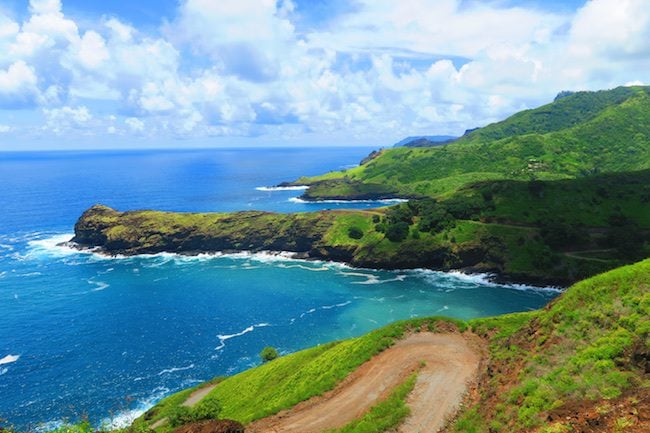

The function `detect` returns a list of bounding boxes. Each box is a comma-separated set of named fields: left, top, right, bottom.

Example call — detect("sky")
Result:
left=0, top=0, right=648, bottom=150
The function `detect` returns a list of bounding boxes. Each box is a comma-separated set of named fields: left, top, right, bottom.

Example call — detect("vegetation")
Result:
left=74, top=87, right=650, bottom=286
left=132, top=259, right=648, bottom=433
left=326, top=374, right=417, bottom=433
left=296, top=86, right=650, bottom=199
left=259, top=346, right=279, bottom=362
left=136, top=317, right=465, bottom=431
left=75, top=166, right=650, bottom=285
left=456, top=259, right=650, bottom=432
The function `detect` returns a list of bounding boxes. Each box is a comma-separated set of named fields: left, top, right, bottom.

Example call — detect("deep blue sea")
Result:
left=0, top=148, right=559, bottom=430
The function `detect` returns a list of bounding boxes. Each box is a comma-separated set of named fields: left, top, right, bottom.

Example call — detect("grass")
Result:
left=76, top=167, right=650, bottom=285
left=137, top=317, right=465, bottom=432
left=326, top=374, right=417, bottom=433
left=456, top=258, right=650, bottom=432
left=298, top=86, right=650, bottom=199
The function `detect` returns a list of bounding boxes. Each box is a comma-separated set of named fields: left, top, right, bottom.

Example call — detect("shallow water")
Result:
left=0, top=148, right=559, bottom=429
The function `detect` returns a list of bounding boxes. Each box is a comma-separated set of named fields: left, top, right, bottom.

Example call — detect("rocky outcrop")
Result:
left=71, top=205, right=569, bottom=286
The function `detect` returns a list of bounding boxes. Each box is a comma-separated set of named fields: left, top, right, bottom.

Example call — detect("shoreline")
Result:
left=62, top=240, right=564, bottom=291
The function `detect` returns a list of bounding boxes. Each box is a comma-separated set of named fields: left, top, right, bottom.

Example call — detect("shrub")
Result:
left=260, top=346, right=279, bottom=362
left=168, top=406, right=194, bottom=427
left=385, top=222, right=410, bottom=242
left=385, top=205, right=414, bottom=225
left=347, top=226, right=364, bottom=239
left=193, top=398, right=222, bottom=421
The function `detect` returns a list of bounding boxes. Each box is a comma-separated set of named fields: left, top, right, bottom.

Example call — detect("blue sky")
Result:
left=0, top=0, right=648, bottom=150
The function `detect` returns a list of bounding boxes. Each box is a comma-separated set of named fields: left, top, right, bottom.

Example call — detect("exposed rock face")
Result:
left=70, top=205, right=568, bottom=286
left=72, top=205, right=336, bottom=256
left=360, top=149, right=383, bottom=165
left=171, top=419, right=245, bottom=433
left=72, top=204, right=120, bottom=246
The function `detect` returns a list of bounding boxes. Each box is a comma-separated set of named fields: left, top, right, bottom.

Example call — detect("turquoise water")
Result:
left=0, top=148, right=559, bottom=429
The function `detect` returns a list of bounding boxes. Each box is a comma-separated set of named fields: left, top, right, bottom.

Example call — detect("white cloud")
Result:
left=43, top=105, right=92, bottom=133
left=29, top=0, right=63, bottom=15
left=77, top=30, right=109, bottom=69
left=125, top=117, right=144, bottom=132
left=0, top=124, right=11, bottom=133
left=0, top=61, right=39, bottom=107
left=0, top=0, right=649, bottom=146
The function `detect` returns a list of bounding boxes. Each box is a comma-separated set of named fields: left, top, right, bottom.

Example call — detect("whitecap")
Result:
left=351, top=275, right=407, bottom=285
left=158, top=364, right=195, bottom=375
left=321, top=301, right=352, bottom=309
left=100, top=386, right=170, bottom=430
left=25, top=234, right=77, bottom=259
left=0, top=367, right=7, bottom=375
left=256, top=185, right=309, bottom=191
left=289, top=197, right=408, bottom=204
left=407, top=268, right=563, bottom=294
left=17, top=272, right=42, bottom=277
left=0, top=354, right=20, bottom=365
left=35, top=420, right=64, bottom=433
left=215, top=323, right=272, bottom=350
left=299, top=308, right=317, bottom=318
left=87, top=279, right=110, bottom=292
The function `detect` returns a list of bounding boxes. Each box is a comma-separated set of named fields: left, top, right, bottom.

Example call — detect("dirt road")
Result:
left=247, top=333, right=483, bottom=433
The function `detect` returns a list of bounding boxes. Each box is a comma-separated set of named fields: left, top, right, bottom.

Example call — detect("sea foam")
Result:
left=215, top=323, right=272, bottom=351
left=158, top=364, right=195, bottom=375
left=100, top=386, right=170, bottom=430
left=289, top=197, right=408, bottom=204
left=255, top=185, right=309, bottom=191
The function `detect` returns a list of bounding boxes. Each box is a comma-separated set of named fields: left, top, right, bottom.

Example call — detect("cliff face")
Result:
left=71, top=205, right=574, bottom=286
left=72, top=205, right=339, bottom=256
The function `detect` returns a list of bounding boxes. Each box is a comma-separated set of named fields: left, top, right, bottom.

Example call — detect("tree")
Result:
left=348, top=226, right=364, bottom=239
left=385, top=221, right=410, bottom=242
left=260, top=346, right=279, bottom=362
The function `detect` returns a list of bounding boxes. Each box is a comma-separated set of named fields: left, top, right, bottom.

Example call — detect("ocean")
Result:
left=0, top=148, right=559, bottom=429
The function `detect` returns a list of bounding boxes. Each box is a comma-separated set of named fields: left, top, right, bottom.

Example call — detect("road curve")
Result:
left=246, top=333, right=483, bottom=433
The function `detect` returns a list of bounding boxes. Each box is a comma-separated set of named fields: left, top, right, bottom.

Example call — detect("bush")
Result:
left=347, top=226, right=364, bottom=239
left=260, top=346, right=279, bottom=362
left=168, top=406, right=194, bottom=427
left=385, top=222, right=410, bottom=242
left=193, top=398, right=222, bottom=421
left=385, top=205, right=414, bottom=225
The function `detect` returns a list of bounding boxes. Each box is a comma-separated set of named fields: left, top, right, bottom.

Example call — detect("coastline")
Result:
left=63, top=240, right=564, bottom=291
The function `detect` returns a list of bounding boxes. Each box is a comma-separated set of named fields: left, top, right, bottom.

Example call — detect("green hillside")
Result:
left=131, top=317, right=464, bottom=432
left=460, top=258, right=649, bottom=433
left=75, top=168, right=650, bottom=286
left=296, top=86, right=650, bottom=199
left=120, top=260, right=648, bottom=433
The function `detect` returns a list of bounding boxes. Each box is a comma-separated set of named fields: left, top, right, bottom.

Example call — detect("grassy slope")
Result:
left=297, top=86, right=650, bottom=199
left=76, top=166, right=650, bottom=285
left=134, top=318, right=465, bottom=432
left=130, top=260, right=648, bottom=433
left=458, top=259, right=650, bottom=432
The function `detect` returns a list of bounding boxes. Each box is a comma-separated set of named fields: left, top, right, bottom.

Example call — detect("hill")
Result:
left=115, top=259, right=648, bottom=433
left=294, top=86, right=650, bottom=200
left=73, top=168, right=650, bottom=286
left=392, top=135, right=457, bottom=147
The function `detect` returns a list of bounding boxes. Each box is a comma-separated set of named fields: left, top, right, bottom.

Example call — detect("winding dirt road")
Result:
left=246, top=333, right=483, bottom=433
